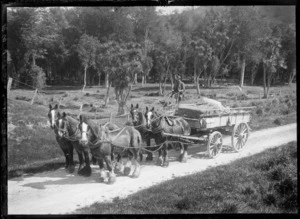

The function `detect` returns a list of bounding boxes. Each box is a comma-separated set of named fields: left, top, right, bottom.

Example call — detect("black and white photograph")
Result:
left=4, top=1, right=297, bottom=215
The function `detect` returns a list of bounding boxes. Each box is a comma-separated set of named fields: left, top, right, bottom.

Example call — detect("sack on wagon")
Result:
left=175, top=97, right=231, bottom=118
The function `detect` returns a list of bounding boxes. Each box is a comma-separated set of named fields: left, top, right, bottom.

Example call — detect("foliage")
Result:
left=7, top=6, right=295, bottom=95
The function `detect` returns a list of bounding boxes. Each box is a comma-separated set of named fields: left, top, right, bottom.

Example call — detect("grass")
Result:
left=74, top=141, right=297, bottom=214
left=7, top=83, right=296, bottom=177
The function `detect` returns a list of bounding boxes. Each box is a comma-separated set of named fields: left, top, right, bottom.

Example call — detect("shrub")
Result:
left=273, top=118, right=282, bottom=126
left=15, top=96, right=31, bottom=101
left=218, top=202, right=238, bottom=213
left=175, top=197, right=195, bottom=211
left=29, top=65, right=46, bottom=89
left=85, top=92, right=90, bottom=96
left=256, top=108, right=264, bottom=116
left=279, top=193, right=298, bottom=211
left=73, top=96, right=79, bottom=101
left=268, top=166, right=285, bottom=181
left=240, top=184, right=256, bottom=195
left=274, top=177, right=296, bottom=197
left=263, top=193, right=277, bottom=206
left=62, top=92, right=68, bottom=97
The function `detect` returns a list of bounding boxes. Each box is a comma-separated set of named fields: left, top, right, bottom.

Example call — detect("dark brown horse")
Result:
left=145, top=107, right=191, bottom=167
left=48, top=104, right=88, bottom=175
left=56, top=112, right=92, bottom=176
left=78, top=114, right=142, bottom=184
left=130, top=104, right=155, bottom=161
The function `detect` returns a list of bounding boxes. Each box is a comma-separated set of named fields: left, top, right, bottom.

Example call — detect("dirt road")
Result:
left=8, top=123, right=297, bottom=215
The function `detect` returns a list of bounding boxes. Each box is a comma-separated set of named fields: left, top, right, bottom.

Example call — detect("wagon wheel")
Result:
left=231, top=122, right=250, bottom=152
left=207, top=131, right=223, bottom=158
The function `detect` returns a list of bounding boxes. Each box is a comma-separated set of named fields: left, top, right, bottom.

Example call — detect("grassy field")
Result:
left=74, top=141, right=297, bottom=214
left=7, top=83, right=297, bottom=177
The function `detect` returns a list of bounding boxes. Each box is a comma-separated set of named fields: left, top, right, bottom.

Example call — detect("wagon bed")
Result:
left=162, top=103, right=255, bottom=158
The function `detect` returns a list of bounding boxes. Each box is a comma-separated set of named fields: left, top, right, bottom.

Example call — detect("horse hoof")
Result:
left=68, top=165, right=75, bottom=173
left=114, top=163, right=124, bottom=174
left=132, top=168, right=140, bottom=178
left=99, top=171, right=107, bottom=182
left=156, top=158, right=163, bottom=166
left=181, top=156, right=187, bottom=163
left=163, top=161, right=169, bottom=168
left=146, top=156, right=153, bottom=161
left=124, top=167, right=131, bottom=176
left=178, top=154, right=183, bottom=162
left=79, top=166, right=92, bottom=177
left=108, top=174, right=116, bottom=184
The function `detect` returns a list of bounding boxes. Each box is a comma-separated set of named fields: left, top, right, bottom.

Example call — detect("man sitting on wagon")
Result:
left=171, top=74, right=185, bottom=103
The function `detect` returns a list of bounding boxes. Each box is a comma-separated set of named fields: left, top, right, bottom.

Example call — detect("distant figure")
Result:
left=171, top=74, right=185, bottom=103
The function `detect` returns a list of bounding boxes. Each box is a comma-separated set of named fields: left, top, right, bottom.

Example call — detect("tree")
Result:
left=109, top=42, right=143, bottom=114
left=77, top=34, right=99, bottom=91
left=259, top=35, right=286, bottom=98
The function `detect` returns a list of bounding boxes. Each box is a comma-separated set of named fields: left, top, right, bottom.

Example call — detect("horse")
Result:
left=130, top=104, right=155, bottom=161
left=56, top=112, right=92, bottom=176
left=145, top=106, right=191, bottom=167
left=78, top=114, right=142, bottom=184
left=48, top=104, right=87, bottom=174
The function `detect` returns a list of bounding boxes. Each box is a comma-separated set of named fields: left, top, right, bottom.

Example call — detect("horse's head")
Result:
left=56, top=112, right=70, bottom=138
left=78, top=114, right=91, bottom=146
left=145, top=106, right=157, bottom=129
left=48, top=104, right=59, bottom=129
left=130, top=103, right=139, bottom=125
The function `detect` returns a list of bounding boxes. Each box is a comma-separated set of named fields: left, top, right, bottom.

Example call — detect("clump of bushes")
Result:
left=274, top=118, right=282, bottom=126
left=15, top=96, right=31, bottom=102
left=256, top=107, right=264, bottom=116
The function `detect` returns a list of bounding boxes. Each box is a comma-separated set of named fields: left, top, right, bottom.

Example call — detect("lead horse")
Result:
left=78, top=114, right=142, bottom=184
left=48, top=104, right=90, bottom=175
left=130, top=104, right=155, bottom=161
left=145, top=106, right=191, bottom=167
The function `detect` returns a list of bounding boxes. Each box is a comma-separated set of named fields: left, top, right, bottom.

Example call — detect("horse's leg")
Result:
left=145, top=138, right=153, bottom=161
left=57, top=138, right=69, bottom=169
left=156, top=148, right=164, bottom=166
left=178, top=142, right=184, bottom=162
left=114, top=154, right=124, bottom=174
left=181, top=143, right=188, bottom=163
left=74, top=143, right=84, bottom=175
left=67, top=142, right=75, bottom=173
left=78, top=146, right=92, bottom=177
left=132, top=149, right=141, bottom=178
left=98, top=158, right=107, bottom=183
left=162, top=146, right=169, bottom=167
left=104, top=155, right=116, bottom=184
left=123, top=150, right=132, bottom=176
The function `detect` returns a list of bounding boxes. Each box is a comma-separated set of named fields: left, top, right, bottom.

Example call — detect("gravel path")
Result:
left=8, top=123, right=297, bottom=215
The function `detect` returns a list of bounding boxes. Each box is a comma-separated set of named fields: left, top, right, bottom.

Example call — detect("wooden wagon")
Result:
left=163, top=103, right=255, bottom=158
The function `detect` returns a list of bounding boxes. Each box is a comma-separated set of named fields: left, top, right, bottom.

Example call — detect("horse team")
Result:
left=48, top=103, right=191, bottom=184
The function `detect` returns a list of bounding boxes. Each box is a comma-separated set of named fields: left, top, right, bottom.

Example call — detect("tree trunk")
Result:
left=170, top=73, right=174, bottom=88
left=141, top=75, right=145, bottom=86
left=104, top=81, right=111, bottom=106
left=262, top=63, right=267, bottom=98
left=117, top=101, right=126, bottom=115
left=196, top=76, right=200, bottom=95
left=193, top=57, right=197, bottom=84
left=250, top=64, right=258, bottom=86
left=105, top=72, right=109, bottom=88
left=240, top=56, right=246, bottom=87
left=82, top=65, right=87, bottom=92
left=159, top=80, right=163, bottom=96
left=98, top=73, right=101, bottom=86
left=289, top=68, right=296, bottom=85
left=134, top=73, right=137, bottom=85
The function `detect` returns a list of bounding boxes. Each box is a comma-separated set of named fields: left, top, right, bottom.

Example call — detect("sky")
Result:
left=156, top=6, right=194, bottom=15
